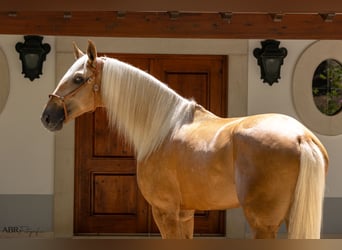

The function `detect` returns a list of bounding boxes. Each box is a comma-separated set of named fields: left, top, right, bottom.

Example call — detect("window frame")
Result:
left=292, top=40, right=342, bottom=136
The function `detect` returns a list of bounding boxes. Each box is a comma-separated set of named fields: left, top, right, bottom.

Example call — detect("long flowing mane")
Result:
left=101, top=57, right=196, bottom=161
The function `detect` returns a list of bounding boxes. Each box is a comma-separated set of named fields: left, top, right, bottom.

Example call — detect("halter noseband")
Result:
left=48, top=58, right=104, bottom=123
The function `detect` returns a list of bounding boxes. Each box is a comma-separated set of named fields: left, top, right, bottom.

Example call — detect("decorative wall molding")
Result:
left=292, top=40, right=342, bottom=135
left=0, top=48, right=9, bottom=115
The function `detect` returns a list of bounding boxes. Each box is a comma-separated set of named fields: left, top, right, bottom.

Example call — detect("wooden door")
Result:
left=74, top=54, right=227, bottom=236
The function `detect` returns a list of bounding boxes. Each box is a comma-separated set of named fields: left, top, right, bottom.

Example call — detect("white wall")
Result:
left=0, top=35, right=55, bottom=195
left=248, top=39, right=342, bottom=198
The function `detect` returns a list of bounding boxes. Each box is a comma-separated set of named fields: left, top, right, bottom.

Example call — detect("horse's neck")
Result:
left=102, top=58, right=195, bottom=161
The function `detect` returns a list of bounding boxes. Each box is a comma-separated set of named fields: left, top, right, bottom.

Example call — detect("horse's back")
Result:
left=232, top=113, right=327, bottom=170
left=234, top=113, right=308, bottom=143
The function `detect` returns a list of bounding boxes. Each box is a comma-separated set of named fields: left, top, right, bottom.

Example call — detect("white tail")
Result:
left=288, top=140, right=326, bottom=239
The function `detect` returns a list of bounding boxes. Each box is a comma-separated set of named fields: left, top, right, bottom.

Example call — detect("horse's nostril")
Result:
left=42, top=114, right=50, bottom=125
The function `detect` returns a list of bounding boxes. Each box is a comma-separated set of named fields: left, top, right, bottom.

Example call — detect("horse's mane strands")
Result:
left=101, top=58, right=195, bottom=161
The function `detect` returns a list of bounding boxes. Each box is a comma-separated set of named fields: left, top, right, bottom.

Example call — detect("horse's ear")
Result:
left=87, top=40, right=97, bottom=67
left=73, top=42, right=84, bottom=59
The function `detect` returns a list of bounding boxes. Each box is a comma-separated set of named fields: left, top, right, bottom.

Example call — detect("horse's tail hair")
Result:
left=288, top=139, right=326, bottom=239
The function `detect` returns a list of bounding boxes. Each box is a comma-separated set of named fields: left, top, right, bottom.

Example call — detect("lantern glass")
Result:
left=24, top=53, right=40, bottom=70
left=262, top=56, right=282, bottom=83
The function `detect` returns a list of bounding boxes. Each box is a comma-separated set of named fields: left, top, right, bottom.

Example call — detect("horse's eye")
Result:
left=73, top=75, right=85, bottom=84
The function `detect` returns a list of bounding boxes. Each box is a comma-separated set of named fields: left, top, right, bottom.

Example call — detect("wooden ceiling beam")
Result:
left=1, top=11, right=342, bottom=39
left=1, top=0, right=342, bottom=13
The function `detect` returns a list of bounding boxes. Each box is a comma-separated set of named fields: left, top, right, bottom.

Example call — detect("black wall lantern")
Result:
left=253, top=39, right=287, bottom=86
left=16, top=35, right=51, bottom=81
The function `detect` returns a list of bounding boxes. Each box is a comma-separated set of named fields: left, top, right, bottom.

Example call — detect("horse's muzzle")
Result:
left=41, top=102, right=65, bottom=131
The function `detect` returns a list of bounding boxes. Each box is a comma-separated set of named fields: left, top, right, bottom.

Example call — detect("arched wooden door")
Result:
left=74, top=54, right=227, bottom=236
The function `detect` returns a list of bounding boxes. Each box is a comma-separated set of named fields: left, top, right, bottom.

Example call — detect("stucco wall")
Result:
left=0, top=35, right=55, bottom=235
left=0, top=35, right=55, bottom=194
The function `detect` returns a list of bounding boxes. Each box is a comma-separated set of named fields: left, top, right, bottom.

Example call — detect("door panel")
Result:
left=93, top=174, right=138, bottom=215
left=75, top=54, right=227, bottom=236
left=93, top=108, right=134, bottom=157
left=166, top=73, right=209, bottom=106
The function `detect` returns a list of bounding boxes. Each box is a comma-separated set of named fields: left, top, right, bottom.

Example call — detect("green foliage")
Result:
left=313, top=59, right=342, bottom=116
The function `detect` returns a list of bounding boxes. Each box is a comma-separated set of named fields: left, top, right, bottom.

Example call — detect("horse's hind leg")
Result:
left=243, top=207, right=281, bottom=239
left=252, top=227, right=278, bottom=239
left=152, top=206, right=194, bottom=239
left=233, top=131, right=299, bottom=239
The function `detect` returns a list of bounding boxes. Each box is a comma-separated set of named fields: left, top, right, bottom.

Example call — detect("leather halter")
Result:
left=48, top=58, right=104, bottom=123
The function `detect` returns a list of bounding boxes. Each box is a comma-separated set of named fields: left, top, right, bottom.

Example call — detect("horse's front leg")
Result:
left=152, top=206, right=195, bottom=239
left=179, top=210, right=195, bottom=239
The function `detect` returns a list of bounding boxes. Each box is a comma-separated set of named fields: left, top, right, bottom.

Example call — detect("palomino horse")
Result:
left=41, top=41, right=328, bottom=239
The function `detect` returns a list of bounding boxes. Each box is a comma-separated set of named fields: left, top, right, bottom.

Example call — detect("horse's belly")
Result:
left=181, top=186, right=240, bottom=211
left=178, top=164, right=240, bottom=210
left=137, top=133, right=239, bottom=211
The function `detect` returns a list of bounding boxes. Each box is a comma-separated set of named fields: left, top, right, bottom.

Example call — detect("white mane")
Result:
left=101, top=58, right=196, bottom=161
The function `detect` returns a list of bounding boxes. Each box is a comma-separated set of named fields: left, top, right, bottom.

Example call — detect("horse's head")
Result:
left=41, top=41, right=103, bottom=131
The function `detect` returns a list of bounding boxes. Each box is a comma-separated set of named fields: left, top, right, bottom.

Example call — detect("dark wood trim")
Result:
left=1, top=11, right=342, bottom=39
left=1, top=0, right=342, bottom=13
